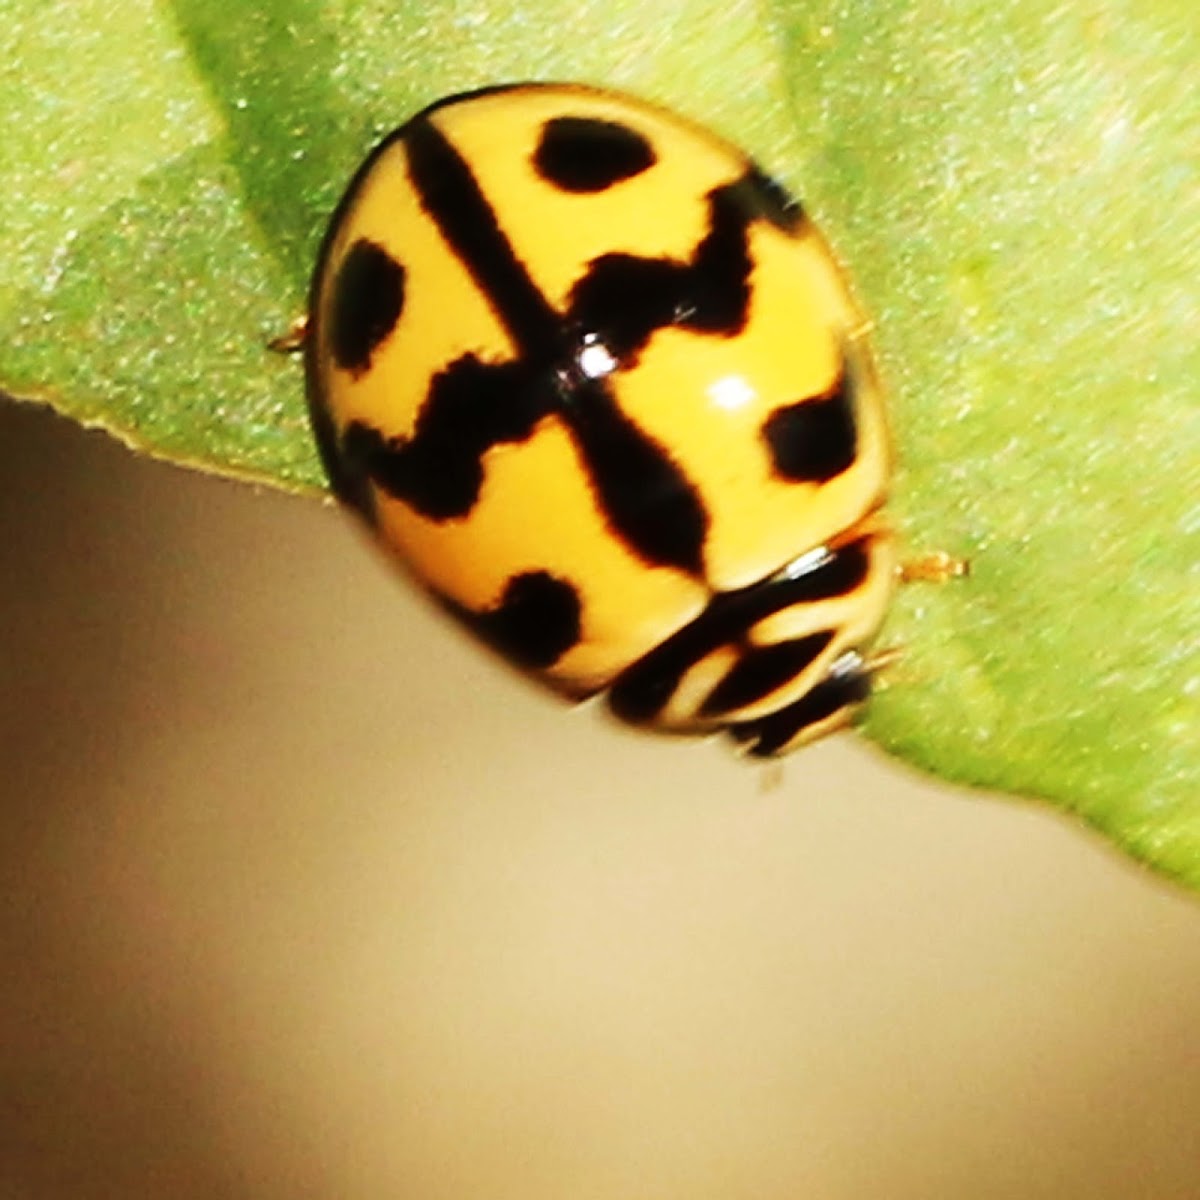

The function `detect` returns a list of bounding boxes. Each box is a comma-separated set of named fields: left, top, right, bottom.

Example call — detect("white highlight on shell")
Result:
left=707, top=373, right=757, bottom=412
left=577, top=338, right=617, bottom=379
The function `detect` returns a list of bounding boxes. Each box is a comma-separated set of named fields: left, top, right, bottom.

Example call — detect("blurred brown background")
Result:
left=1, top=398, right=1198, bottom=1199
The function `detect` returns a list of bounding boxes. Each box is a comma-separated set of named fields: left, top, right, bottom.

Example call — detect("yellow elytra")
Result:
left=305, top=83, right=894, bottom=755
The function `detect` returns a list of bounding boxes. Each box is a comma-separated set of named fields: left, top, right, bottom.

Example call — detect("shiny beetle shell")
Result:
left=306, top=83, right=894, bottom=755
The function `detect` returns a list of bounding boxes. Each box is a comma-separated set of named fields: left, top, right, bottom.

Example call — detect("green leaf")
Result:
left=2, top=1, right=1197, bottom=886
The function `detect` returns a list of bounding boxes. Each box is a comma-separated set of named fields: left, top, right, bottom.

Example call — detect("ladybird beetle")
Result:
left=305, top=83, right=894, bottom=756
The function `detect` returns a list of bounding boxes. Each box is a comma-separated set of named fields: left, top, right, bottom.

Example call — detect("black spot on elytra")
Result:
left=330, top=239, right=406, bottom=376
left=609, top=537, right=870, bottom=724
left=698, top=634, right=832, bottom=718
left=762, top=363, right=858, bottom=483
left=729, top=662, right=871, bottom=757
left=454, top=571, right=583, bottom=671
left=534, top=116, right=657, bottom=192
